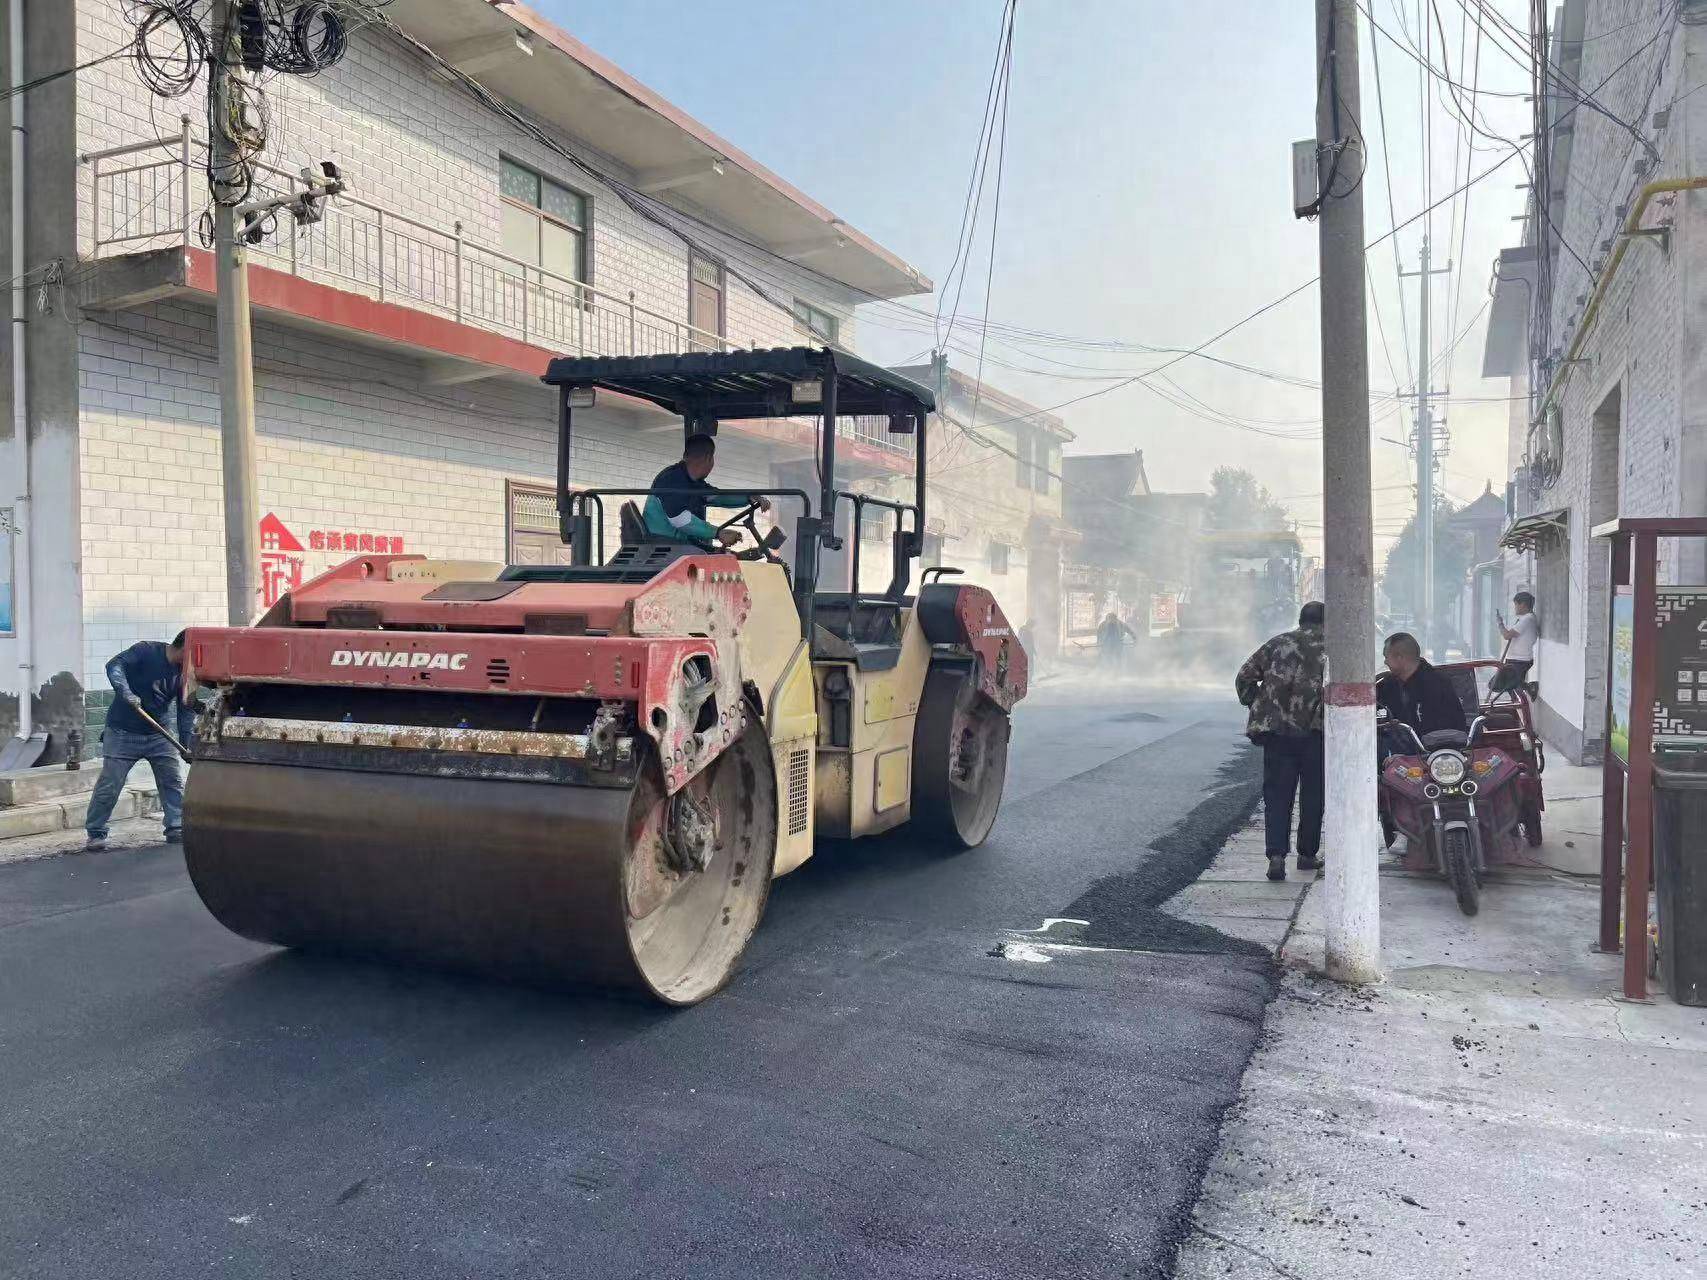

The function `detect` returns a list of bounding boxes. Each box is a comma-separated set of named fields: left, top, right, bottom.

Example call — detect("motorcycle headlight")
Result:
left=1428, top=751, right=1467, bottom=785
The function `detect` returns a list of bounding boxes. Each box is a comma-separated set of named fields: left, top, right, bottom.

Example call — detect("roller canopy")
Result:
left=541, top=346, right=936, bottom=420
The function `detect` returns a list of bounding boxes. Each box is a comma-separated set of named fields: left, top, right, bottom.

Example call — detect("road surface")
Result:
left=0, top=678, right=1273, bottom=1280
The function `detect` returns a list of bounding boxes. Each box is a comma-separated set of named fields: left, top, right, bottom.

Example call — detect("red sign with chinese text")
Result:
left=257, top=513, right=408, bottom=609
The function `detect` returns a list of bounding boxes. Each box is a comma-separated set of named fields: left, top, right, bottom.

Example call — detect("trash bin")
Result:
left=1651, top=743, right=1707, bottom=1006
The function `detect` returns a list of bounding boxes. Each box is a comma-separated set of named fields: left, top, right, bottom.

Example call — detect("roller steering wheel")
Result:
left=713, top=502, right=783, bottom=564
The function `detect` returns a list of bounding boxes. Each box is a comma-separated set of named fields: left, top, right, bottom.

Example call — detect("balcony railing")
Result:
left=82, top=124, right=912, bottom=460
left=83, top=122, right=733, bottom=359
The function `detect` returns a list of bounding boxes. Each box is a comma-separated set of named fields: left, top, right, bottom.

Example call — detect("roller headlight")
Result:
left=1428, top=751, right=1467, bottom=785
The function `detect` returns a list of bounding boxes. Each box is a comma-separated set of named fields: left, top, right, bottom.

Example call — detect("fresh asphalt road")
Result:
left=0, top=677, right=1273, bottom=1280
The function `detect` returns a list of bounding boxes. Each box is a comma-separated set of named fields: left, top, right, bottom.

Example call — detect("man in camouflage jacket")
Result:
left=1235, top=601, right=1326, bottom=881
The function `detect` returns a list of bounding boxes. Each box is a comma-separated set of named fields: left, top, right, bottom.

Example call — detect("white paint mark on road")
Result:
left=992, top=941, right=1054, bottom=963
left=1027, top=917, right=1090, bottom=933
left=228, top=1215, right=253, bottom=1226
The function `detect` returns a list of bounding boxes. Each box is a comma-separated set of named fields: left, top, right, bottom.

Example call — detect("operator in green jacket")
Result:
left=644, top=434, right=769, bottom=546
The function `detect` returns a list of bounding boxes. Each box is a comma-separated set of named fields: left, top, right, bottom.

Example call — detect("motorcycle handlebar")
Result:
left=1386, top=723, right=1426, bottom=755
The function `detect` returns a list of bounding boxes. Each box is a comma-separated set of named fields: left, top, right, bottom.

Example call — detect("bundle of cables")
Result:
left=123, top=1, right=205, bottom=97
left=122, top=1, right=400, bottom=91
left=121, top=2, right=396, bottom=206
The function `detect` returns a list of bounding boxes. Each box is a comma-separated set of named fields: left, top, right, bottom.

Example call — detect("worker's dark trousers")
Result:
left=1261, top=731, right=1324, bottom=860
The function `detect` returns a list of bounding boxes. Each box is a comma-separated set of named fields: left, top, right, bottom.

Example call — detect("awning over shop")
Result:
left=1499, top=508, right=1568, bottom=552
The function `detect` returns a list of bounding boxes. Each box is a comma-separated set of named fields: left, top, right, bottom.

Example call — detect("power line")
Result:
left=1457, top=0, right=1662, bottom=160
left=960, top=138, right=1530, bottom=435
left=961, top=1, right=1018, bottom=449
left=936, top=0, right=1016, bottom=354
left=1389, top=0, right=1602, bottom=290
left=1367, top=16, right=1414, bottom=386
left=0, top=42, right=136, bottom=102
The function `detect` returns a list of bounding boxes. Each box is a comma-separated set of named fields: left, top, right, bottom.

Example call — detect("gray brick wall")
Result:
left=1525, top=1, right=1701, bottom=753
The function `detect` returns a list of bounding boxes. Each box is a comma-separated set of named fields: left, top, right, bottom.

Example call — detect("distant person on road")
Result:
left=1377, top=632, right=1468, bottom=739
left=1017, top=621, right=1039, bottom=677
left=1491, top=591, right=1540, bottom=695
left=1097, top=612, right=1137, bottom=673
left=84, top=631, right=196, bottom=853
left=1236, top=601, right=1326, bottom=882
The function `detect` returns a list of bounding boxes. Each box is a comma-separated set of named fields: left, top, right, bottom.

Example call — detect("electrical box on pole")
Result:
left=1292, top=139, right=1321, bottom=219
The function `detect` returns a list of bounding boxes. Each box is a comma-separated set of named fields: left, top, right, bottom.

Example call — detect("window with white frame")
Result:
left=499, top=158, right=589, bottom=284
left=793, top=299, right=838, bottom=345
left=989, top=541, right=1010, bottom=575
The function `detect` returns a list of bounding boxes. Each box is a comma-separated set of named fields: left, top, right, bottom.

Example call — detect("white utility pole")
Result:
left=209, top=0, right=260, bottom=625
left=1314, top=0, right=1381, bottom=983
left=1401, top=237, right=1451, bottom=656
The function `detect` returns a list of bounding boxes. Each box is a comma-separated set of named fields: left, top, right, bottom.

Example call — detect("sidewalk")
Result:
left=1168, top=792, right=1707, bottom=1279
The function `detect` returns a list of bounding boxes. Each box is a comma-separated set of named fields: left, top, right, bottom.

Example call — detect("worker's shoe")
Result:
left=82, top=836, right=107, bottom=854
left=1266, top=856, right=1287, bottom=882
left=163, top=828, right=183, bottom=845
left=1297, top=854, right=1323, bottom=873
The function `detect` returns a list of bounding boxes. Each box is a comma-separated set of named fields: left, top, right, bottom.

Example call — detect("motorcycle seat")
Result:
left=1422, top=729, right=1469, bottom=751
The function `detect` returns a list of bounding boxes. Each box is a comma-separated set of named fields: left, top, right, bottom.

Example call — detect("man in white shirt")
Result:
left=1493, top=591, right=1540, bottom=693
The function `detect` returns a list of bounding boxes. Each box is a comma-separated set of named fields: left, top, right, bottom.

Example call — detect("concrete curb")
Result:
left=0, top=785, right=161, bottom=841
left=1161, top=814, right=1319, bottom=957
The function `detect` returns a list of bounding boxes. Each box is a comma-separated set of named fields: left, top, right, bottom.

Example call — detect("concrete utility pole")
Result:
left=1401, top=237, right=1451, bottom=656
left=1415, top=239, right=1434, bottom=656
left=209, top=0, right=260, bottom=625
left=1315, top=0, right=1381, bottom=983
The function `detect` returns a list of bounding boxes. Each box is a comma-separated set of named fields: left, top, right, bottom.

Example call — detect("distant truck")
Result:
left=1169, top=528, right=1304, bottom=667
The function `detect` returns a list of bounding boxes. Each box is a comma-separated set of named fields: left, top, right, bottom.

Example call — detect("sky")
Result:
left=538, top=0, right=1537, bottom=558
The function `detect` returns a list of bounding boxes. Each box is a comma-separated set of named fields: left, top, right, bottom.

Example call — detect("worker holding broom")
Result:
left=83, top=630, right=195, bottom=853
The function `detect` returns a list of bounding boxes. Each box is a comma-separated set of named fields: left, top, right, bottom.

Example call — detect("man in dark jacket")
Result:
left=644, top=433, right=767, bottom=546
left=1236, top=601, right=1326, bottom=881
left=1097, top=612, right=1137, bottom=672
left=84, top=631, right=196, bottom=852
left=1378, top=632, right=1469, bottom=738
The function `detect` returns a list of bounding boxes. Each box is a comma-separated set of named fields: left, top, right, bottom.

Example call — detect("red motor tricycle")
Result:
left=1377, top=661, right=1547, bottom=916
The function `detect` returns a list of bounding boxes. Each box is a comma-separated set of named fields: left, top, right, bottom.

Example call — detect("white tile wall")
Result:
left=75, top=304, right=775, bottom=684
left=74, top=1, right=864, bottom=348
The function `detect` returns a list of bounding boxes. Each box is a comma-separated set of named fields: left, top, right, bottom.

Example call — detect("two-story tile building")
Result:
left=1, top=0, right=930, bottom=757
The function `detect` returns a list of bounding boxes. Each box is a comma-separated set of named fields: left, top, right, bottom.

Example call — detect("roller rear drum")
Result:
left=912, top=664, right=1011, bottom=849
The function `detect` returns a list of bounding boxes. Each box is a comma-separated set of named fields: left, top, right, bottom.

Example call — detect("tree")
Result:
left=1206, top=467, right=1289, bottom=530
left=1381, top=498, right=1475, bottom=642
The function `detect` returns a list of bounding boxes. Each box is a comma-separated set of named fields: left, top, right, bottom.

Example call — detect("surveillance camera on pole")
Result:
left=234, top=161, right=346, bottom=243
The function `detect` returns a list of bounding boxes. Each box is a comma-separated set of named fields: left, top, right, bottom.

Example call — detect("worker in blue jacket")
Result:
left=84, top=631, right=196, bottom=853
left=644, top=434, right=768, bottom=546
